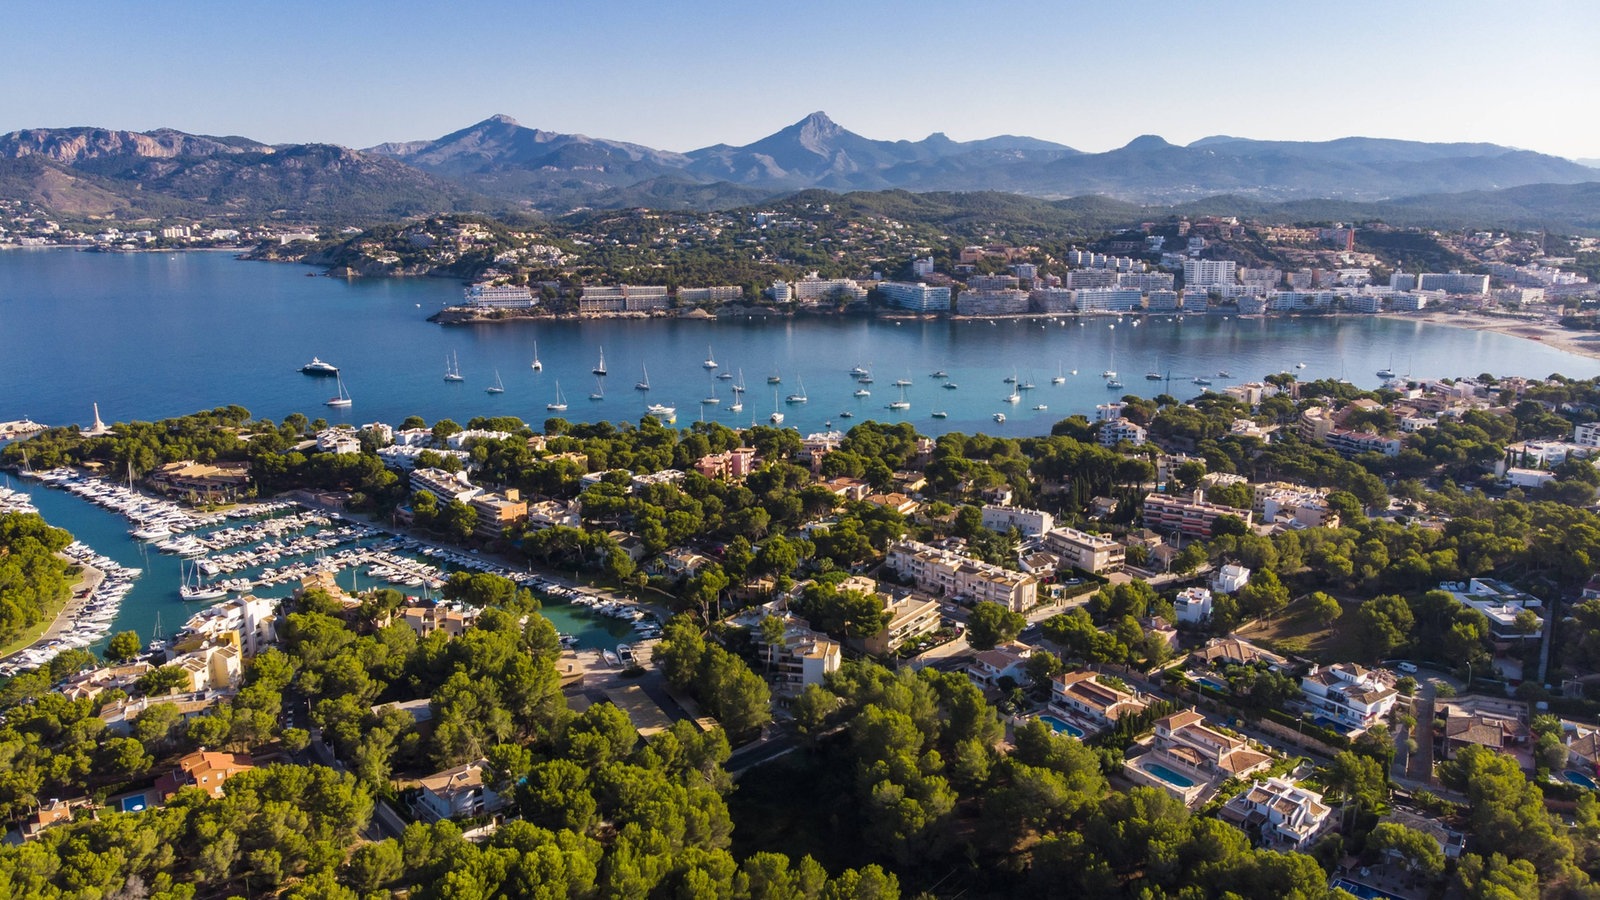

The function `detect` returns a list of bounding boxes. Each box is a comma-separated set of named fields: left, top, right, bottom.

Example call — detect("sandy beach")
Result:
left=1380, top=310, right=1600, bottom=363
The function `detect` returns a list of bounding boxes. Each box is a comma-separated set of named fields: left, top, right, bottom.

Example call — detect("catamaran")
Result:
left=486, top=370, right=505, bottom=394
left=444, top=351, right=464, bottom=382
left=546, top=381, right=568, bottom=412
left=593, top=347, right=607, bottom=377
left=530, top=341, right=542, bottom=371
left=325, top=373, right=352, bottom=408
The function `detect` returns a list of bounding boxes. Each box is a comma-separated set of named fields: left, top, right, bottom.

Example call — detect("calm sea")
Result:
left=3, top=248, right=1598, bottom=649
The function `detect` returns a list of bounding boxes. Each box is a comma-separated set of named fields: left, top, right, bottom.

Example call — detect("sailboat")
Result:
left=444, top=351, right=464, bottom=382
left=785, top=376, right=808, bottom=404
left=531, top=341, right=542, bottom=371
left=732, top=369, right=746, bottom=394
left=636, top=364, right=651, bottom=391
left=888, top=384, right=910, bottom=411
left=1003, top=373, right=1021, bottom=404
left=701, top=381, right=720, bottom=405
left=769, top=389, right=785, bottom=425
left=546, top=381, right=568, bottom=412
left=1052, top=361, right=1066, bottom=385
left=1377, top=353, right=1396, bottom=379
left=767, top=369, right=782, bottom=384
left=325, top=373, right=352, bottom=408
left=729, top=394, right=744, bottom=413
left=486, top=370, right=505, bottom=394
left=703, top=346, right=719, bottom=370
left=593, top=346, right=607, bottom=377
left=180, top=560, right=226, bottom=601
left=590, top=377, right=605, bottom=401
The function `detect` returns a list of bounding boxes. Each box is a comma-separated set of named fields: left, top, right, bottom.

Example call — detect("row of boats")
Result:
left=0, top=541, right=142, bottom=677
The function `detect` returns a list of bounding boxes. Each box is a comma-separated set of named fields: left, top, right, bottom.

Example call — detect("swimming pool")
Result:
left=1197, top=676, right=1228, bottom=693
left=1567, top=770, right=1599, bottom=790
left=1036, top=714, right=1085, bottom=739
left=1332, top=879, right=1405, bottom=900
left=1140, top=761, right=1198, bottom=788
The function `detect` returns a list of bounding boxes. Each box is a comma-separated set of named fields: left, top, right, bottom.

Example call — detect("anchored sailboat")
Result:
left=486, top=370, right=505, bottom=394
left=530, top=341, right=542, bottom=371
left=593, top=346, right=608, bottom=377
left=325, top=373, right=352, bottom=408
left=444, top=351, right=464, bottom=382
left=546, top=381, right=568, bottom=412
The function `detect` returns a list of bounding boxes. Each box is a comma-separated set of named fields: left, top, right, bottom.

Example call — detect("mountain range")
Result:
left=2, top=112, right=1597, bottom=226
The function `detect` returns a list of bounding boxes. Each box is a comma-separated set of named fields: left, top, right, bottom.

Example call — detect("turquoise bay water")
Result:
left=3, top=248, right=1597, bottom=437
left=4, top=248, right=1600, bottom=648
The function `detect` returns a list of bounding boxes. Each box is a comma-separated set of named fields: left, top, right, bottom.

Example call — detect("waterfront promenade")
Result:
left=0, top=559, right=104, bottom=665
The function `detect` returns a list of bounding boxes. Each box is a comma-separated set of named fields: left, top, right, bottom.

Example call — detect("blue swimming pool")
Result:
left=1037, top=714, right=1085, bottom=739
left=1567, top=770, right=1599, bottom=790
left=1332, top=879, right=1405, bottom=900
left=119, top=794, right=147, bottom=813
left=1140, top=761, right=1198, bottom=788
left=1198, top=676, right=1228, bottom=693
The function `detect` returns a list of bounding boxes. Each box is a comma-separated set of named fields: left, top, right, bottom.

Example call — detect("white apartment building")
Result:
left=878, top=281, right=951, bottom=312
left=410, top=468, right=482, bottom=504
left=1099, top=418, right=1148, bottom=447
left=1183, top=259, right=1237, bottom=288
left=1418, top=272, right=1490, bottom=295
left=885, top=540, right=1037, bottom=611
left=1042, top=527, right=1125, bottom=574
left=1074, top=288, right=1144, bottom=312
left=676, top=285, right=743, bottom=304
left=980, top=504, right=1055, bottom=536
left=463, top=284, right=536, bottom=309
left=956, top=288, right=1030, bottom=316
left=793, top=273, right=868, bottom=304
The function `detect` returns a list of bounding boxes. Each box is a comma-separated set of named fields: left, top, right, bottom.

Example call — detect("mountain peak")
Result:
left=1123, top=134, right=1175, bottom=151
left=481, top=114, right=520, bottom=128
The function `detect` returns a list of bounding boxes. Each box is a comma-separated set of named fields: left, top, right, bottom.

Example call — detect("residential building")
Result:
left=1300, top=663, right=1398, bottom=730
left=968, top=642, right=1035, bottom=690
left=675, top=285, right=743, bottom=304
left=1051, top=671, right=1150, bottom=731
left=411, top=467, right=482, bottom=504
left=878, top=281, right=951, bottom=313
left=1220, top=778, right=1333, bottom=850
left=1126, top=709, right=1272, bottom=806
left=469, top=489, right=528, bottom=538
left=1576, top=421, right=1600, bottom=448
left=1183, top=259, right=1237, bottom=288
left=1042, top=526, right=1125, bottom=574
left=401, top=603, right=478, bottom=639
left=885, top=539, right=1038, bottom=611
left=1174, top=586, right=1213, bottom=624
left=1073, top=287, right=1144, bottom=312
left=1099, top=418, right=1148, bottom=447
left=147, top=460, right=252, bottom=501
left=1253, top=482, right=1338, bottom=528
left=14, top=799, right=75, bottom=842
left=981, top=504, right=1055, bottom=537
left=911, top=256, right=936, bottom=277
left=1191, top=637, right=1287, bottom=670
left=1443, top=712, right=1527, bottom=759
left=1212, top=564, right=1251, bottom=594
left=1418, top=272, right=1490, bottom=295
left=579, top=284, right=670, bottom=314
left=793, top=272, right=867, bottom=304
left=1440, top=578, right=1544, bottom=642
left=694, top=447, right=757, bottom=481
left=316, top=427, right=361, bottom=454
left=414, top=760, right=504, bottom=823
left=153, top=751, right=255, bottom=802
left=463, top=283, right=536, bottom=309
left=175, top=594, right=281, bottom=658
left=1142, top=491, right=1253, bottom=538
left=1095, top=402, right=1126, bottom=422
left=862, top=591, right=943, bottom=656
left=956, top=288, right=1030, bottom=315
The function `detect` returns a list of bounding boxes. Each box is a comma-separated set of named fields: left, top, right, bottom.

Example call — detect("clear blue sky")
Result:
left=9, top=0, right=1600, bottom=158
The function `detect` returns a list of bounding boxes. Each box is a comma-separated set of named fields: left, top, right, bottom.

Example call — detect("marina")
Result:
left=1, top=468, right=662, bottom=666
